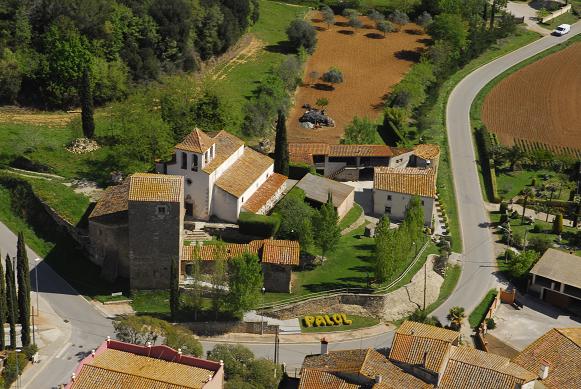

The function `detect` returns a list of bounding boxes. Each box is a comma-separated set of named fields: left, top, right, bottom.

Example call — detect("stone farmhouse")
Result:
left=181, top=240, right=300, bottom=293
left=373, top=167, right=437, bottom=227
left=296, top=321, right=579, bottom=389
left=156, top=128, right=288, bottom=223
left=288, top=143, right=440, bottom=181
left=66, top=338, right=224, bottom=389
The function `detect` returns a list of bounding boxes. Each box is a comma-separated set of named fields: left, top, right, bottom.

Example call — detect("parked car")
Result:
left=553, top=24, right=571, bottom=36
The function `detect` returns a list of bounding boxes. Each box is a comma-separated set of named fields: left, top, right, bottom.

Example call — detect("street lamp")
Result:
left=260, top=287, right=266, bottom=335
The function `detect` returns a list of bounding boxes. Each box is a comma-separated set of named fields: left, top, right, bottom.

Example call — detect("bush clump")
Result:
left=238, top=212, right=281, bottom=238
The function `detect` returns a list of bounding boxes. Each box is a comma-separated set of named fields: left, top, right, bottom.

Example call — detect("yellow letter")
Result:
left=332, top=313, right=343, bottom=325
left=304, top=316, right=315, bottom=327
left=324, top=315, right=334, bottom=326
left=341, top=313, right=352, bottom=325
left=315, top=316, right=326, bottom=327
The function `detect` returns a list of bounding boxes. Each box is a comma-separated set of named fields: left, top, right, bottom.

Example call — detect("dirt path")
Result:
left=208, top=35, right=265, bottom=81
left=0, top=106, right=78, bottom=128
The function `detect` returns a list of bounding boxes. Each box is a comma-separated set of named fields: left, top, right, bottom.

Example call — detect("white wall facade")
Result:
left=373, top=189, right=434, bottom=227
left=388, top=151, right=413, bottom=168
left=212, top=186, right=240, bottom=223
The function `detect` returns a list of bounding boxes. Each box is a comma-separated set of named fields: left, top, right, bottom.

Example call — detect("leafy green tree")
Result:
left=321, top=6, right=335, bottom=29
left=506, top=145, right=526, bottom=171
left=79, top=68, right=95, bottom=139
left=368, top=9, right=385, bottom=23
left=208, top=344, right=255, bottom=379
left=276, top=55, right=302, bottom=91
left=0, top=253, right=6, bottom=350
left=375, top=216, right=396, bottom=283
left=211, top=241, right=228, bottom=319
left=416, top=11, right=433, bottom=27
left=164, top=325, right=203, bottom=357
left=348, top=16, right=364, bottom=32
left=409, top=308, right=441, bottom=326
left=377, top=20, right=394, bottom=36
left=226, top=253, right=263, bottom=316
left=342, top=9, right=359, bottom=19
left=509, top=250, right=539, bottom=279
left=186, top=244, right=203, bottom=321
left=16, top=233, right=31, bottom=347
left=113, top=315, right=170, bottom=345
left=316, top=97, right=329, bottom=109
left=286, top=20, right=317, bottom=53
left=5, top=255, right=17, bottom=349
left=342, top=116, right=379, bottom=144
left=313, top=194, right=341, bottom=256
left=447, top=306, right=465, bottom=330
left=520, top=187, right=535, bottom=225
left=553, top=213, right=563, bottom=235
left=322, top=67, right=343, bottom=85
left=0, top=49, right=22, bottom=104
left=428, top=13, right=468, bottom=52
left=274, top=111, right=289, bottom=176
left=528, top=236, right=552, bottom=254
left=276, top=194, right=314, bottom=250
left=169, top=255, right=180, bottom=322
left=404, top=196, right=425, bottom=242
left=388, top=10, right=409, bottom=30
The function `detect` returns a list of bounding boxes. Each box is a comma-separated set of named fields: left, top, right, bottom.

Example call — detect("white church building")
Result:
left=156, top=128, right=287, bottom=223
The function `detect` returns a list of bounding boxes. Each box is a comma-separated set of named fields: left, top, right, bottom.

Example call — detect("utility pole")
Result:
left=423, top=259, right=427, bottom=311
left=273, top=327, right=279, bottom=365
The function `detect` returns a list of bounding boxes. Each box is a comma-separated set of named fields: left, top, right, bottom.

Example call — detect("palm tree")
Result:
left=506, top=145, right=526, bottom=171
left=521, top=187, right=535, bottom=225
left=447, top=306, right=465, bottom=331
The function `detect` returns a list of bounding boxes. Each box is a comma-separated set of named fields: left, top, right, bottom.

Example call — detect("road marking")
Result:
left=55, top=342, right=71, bottom=359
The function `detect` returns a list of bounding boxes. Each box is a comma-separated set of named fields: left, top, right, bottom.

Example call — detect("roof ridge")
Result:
left=450, top=356, right=533, bottom=381
left=85, top=363, right=195, bottom=388
left=555, top=328, right=581, bottom=348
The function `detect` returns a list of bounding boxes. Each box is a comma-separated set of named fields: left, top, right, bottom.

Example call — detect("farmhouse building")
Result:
left=181, top=240, right=300, bottom=293
left=295, top=173, right=355, bottom=220
left=373, top=167, right=436, bottom=226
left=156, top=128, right=287, bottom=222
left=527, top=248, right=581, bottom=312
left=288, top=143, right=440, bottom=181
left=88, top=173, right=184, bottom=290
left=66, top=338, right=224, bottom=389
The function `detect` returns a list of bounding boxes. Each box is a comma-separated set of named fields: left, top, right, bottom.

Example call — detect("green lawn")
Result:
left=385, top=242, right=438, bottom=293
left=495, top=169, right=572, bottom=201
left=539, top=12, right=579, bottom=30
left=468, top=289, right=497, bottom=328
left=339, top=203, right=363, bottom=230
left=426, top=264, right=462, bottom=314
left=300, top=314, right=380, bottom=333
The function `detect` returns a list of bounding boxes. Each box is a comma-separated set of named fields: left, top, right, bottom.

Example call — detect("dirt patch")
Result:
left=481, top=42, right=581, bottom=157
left=287, top=14, right=428, bottom=144
left=207, top=35, right=265, bottom=81
left=0, top=106, right=78, bottom=128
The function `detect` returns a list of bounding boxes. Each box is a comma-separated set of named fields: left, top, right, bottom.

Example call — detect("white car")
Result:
left=553, top=24, right=571, bottom=36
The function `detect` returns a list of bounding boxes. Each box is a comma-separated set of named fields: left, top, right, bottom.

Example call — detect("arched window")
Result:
left=192, top=154, right=198, bottom=171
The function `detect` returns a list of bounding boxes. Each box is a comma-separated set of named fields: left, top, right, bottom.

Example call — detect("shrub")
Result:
left=238, top=212, right=281, bottom=238
left=553, top=213, right=563, bottom=235
left=485, top=318, right=496, bottom=329
left=289, top=162, right=315, bottom=180
left=531, top=223, right=543, bottom=233
left=286, top=20, right=317, bottom=53
left=499, top=201, right=508, bottom=215
left=322, top=67, right=344, bottom=84
left=529, top=236, right=552, bottom=254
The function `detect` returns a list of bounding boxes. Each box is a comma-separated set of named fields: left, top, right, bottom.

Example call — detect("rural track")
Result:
left=432, top=23, right=581, bottom=324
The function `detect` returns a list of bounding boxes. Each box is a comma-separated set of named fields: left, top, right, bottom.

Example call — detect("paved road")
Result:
left=432, top=24, right=581, bottom=323
left=201, top=331, right=394, bottom=375
left=0, top=222, right=113, bottom=389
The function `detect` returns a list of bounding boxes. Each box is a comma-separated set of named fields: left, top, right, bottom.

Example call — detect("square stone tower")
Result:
left=127, top=173, right=184, bottom=289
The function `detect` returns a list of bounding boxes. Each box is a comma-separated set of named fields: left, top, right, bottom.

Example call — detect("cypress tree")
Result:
left=169, top=256, right=179, bottom=322
left=5, top=254, right=17, bottom=349
left=16, top=232, right=31, bottom=347
left=273, top=110, right=289, bottom=176
left=0, top=253, right=6, bottom=350
left=80, top=67, right=95, bottom=139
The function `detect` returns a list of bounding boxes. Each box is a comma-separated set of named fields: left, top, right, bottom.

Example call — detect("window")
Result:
left=421, top=200, right=425, bottom=206
left=156, top=205, right=168, bottom=215
left=385, top=206, right=391, bottom=214
left=186, top=178, right=192, bottom=185
left=387, top=195, right=392, bottom=201
left=205, top=151, right=209, bottom=163
left=181, top=152, right=187, bottom=169
left=191, top=154, right=198, bottom=171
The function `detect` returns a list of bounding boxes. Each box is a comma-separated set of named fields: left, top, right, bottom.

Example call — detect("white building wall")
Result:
left=167, top=150, right=211, bottom=219
left=240, top=164, right=274, bottom=207
left=212, top=187, right=240, bottom=223
left=373, top=189, right=434, bottom=226
left=388, top=151, right=414, bottom=168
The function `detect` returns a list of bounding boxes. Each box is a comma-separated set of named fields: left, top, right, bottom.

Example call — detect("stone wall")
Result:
left=262, top=264, right=292, bottom=293
left=88, top=218, right=129, bottom=280
left=184, top=321, right=279, bottom=336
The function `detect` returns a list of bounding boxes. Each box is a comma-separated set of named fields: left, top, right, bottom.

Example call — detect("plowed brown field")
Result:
left=287, top=13, right=428, bottom=144
left=482, top=42, right=581, bottom=157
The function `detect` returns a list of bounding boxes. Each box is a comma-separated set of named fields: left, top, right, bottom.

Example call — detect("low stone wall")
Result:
left=265, top=257, right=444, bottom=322
left=184, top=321, right=279, bottom=336
left=541, top=5, right=572, bottom=23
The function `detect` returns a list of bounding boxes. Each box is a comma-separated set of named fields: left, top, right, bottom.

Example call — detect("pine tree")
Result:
left=0, top=253, right=6, bottom=351
left=273, top=110, right=289, bottom=176
left=5, top=254, right=17, bottom=349
left=313, top=193, right=341, bottom=257
left=80, top=67, right=95, bottom=139
left=169, top=255, right=180, bottom=321
left=553, top=213, right=563, bottom=235
left=375, top=216, right=396, bottom=283
left=16, top=232, right=31, bottom=347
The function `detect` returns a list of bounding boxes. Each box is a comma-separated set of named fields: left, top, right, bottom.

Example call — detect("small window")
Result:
left=385, top=206, right=391, bottom=214
left=387, top=195, right=392, bottom=201
left=191, top=155, right=198, bottom=171
left=156, top=205, right=168, bottom=215
left=205, top=151, right=209, bottom=163
left=181, top=152, right=188, bottom=169
left=241, top=197, right=244, bottom=202
left=421, top=200, right=425, bottom=206
left=186, top=178, right=192, bottom=185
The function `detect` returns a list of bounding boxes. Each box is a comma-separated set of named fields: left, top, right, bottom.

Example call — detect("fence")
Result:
left=257, top=239, right=431, bottom=311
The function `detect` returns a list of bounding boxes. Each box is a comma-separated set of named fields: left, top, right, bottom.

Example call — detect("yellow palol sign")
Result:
left=303, top=313, right=353, bottom=328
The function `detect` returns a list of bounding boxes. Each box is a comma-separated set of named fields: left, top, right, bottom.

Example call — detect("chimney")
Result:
left=320, top=338, right=329, bottom=355
left=375, top=375, right=383, bottom=384
left=539, top=360, right=550, bottom=380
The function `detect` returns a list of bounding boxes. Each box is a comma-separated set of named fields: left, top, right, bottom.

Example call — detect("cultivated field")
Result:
left=481, top=42, right=581, bottom=157
left=287, top=13, right=428, bottom=144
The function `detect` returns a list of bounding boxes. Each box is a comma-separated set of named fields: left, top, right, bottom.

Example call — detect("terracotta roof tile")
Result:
left=530, top=248, right=581, bottom=289
left=182, top=240, right=300, bottom=266
left=512, top=328, right=581, bottom=388
left=288, top=143, right=397, bottom=164
left=439, top=346, right=536, bottom=389
left=413, top=144, right=440, bottom=160
left=128, top=173, right=183, bottom=203
left=374, top=167, right=436, bottom=198
left=298, top=368, right=359, bottom=389
left=389, top=321, right=459, bottom=374
left=89, top=179, right=129, bottom=219
left=242, top=173, right=287, bottom=213
left=73, top=348, right=214, bottom=389
left=176, top=128, right=214, bottom=154
left=202, top=131, right=245, bottom=174
left=215, top=148, right=273, bottom=197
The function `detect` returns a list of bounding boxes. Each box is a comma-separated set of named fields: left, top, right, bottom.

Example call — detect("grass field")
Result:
left=495, top=169, right=571, bottom=201
left=426, top=264, right=462, bottom=314
left=339, top=203, right=363, bottom=230
left=539, top=12, right=579, bottom=30
left=468, top=289, right=497, bottom=328
left=300, top=314, right=380, bottom=333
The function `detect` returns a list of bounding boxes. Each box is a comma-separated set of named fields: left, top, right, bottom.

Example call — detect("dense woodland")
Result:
left=0, top=0, right=259, bottom=108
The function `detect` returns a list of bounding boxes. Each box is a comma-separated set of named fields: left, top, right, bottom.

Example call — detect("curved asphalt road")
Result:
left=432, top=24, right=581, bottom=323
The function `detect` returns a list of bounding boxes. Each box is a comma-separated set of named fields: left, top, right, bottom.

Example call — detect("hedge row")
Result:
left=288, top=162, right=315, bottom=180
left=238, top=212, right=281, bottom=238
left=475, top=126, right=500, bottom=203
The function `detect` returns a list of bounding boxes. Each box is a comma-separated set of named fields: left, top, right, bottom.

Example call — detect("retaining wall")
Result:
left=541, top=5, right=572, bottom=23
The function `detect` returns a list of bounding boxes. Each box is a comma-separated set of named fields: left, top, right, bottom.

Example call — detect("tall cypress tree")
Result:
left=273, top=110, right=289, bottom=176
left=0, top=253, right=6, bottom=351
left=169, top=256, right=179, bottom=322
left=5, top=254, right=17, bottom=349
left=16, top=232, right=31, bottom=347
left=80, top=67, right=95, bottom=139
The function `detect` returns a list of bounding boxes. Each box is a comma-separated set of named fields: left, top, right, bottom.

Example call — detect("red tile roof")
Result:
left=215, top=148, right=273, bottom=197
left=202, top=131, right=245, bottom=174
left=242, top=173, right=287, bottom=213
left=89, top=179, right=129, bottom=219
left=374, top=167, right=437, bottom=198
left=182, top=240, right=300, bottom=266
left=176, top=128, right=214, bottom=154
